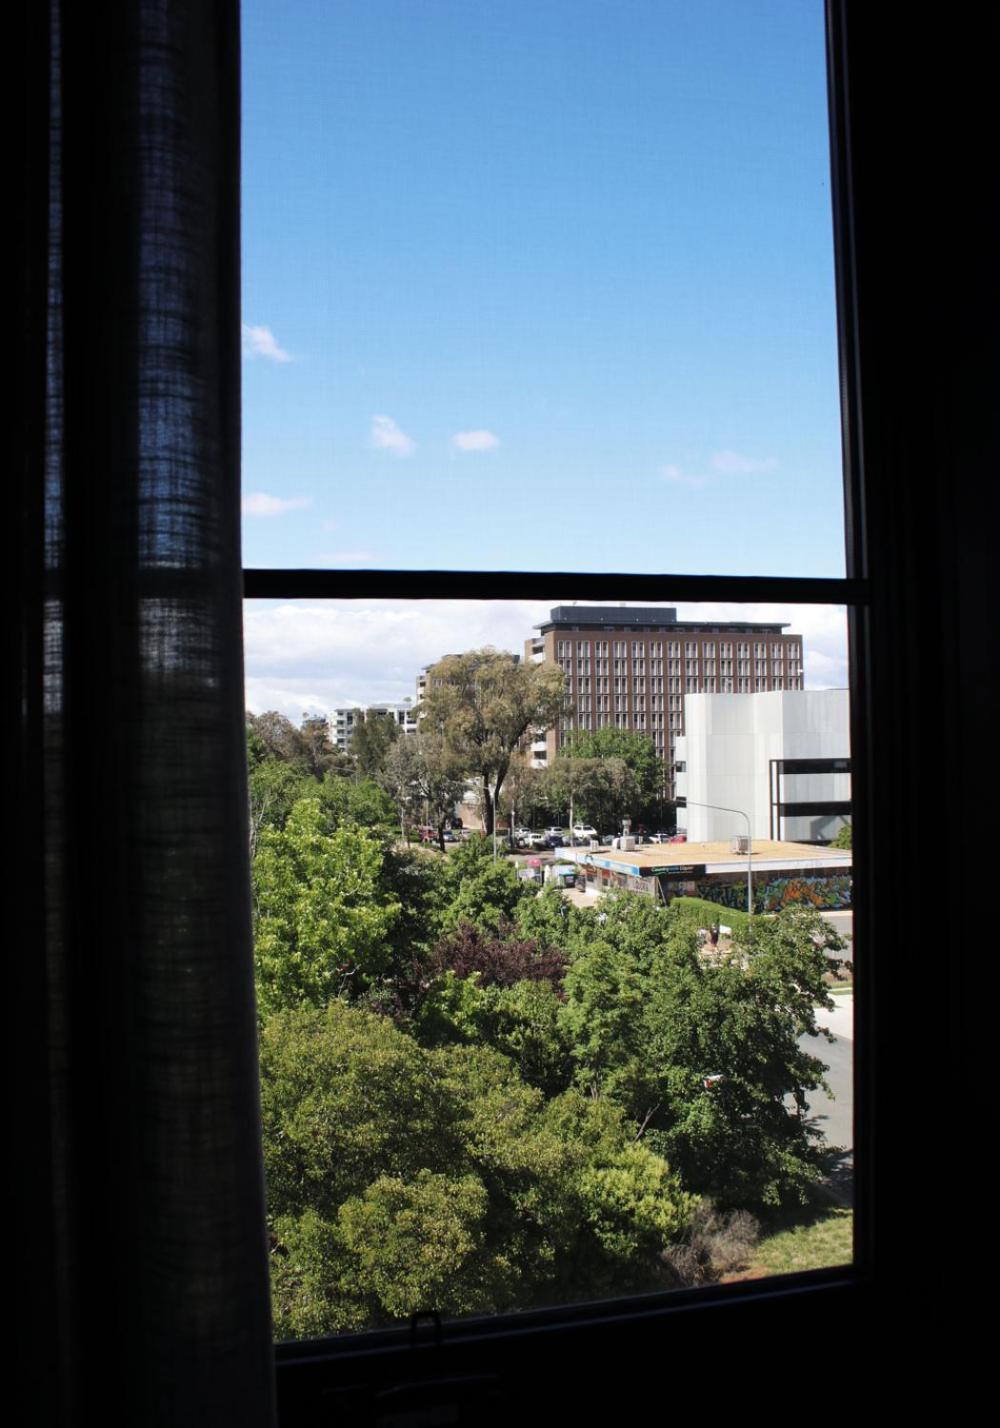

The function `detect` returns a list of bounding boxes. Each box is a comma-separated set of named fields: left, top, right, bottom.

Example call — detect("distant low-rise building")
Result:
left=560, top=837, right=852, bottom=913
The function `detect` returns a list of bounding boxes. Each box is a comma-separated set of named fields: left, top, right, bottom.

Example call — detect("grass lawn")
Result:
left=725, top=1207, right=853, bottom=1281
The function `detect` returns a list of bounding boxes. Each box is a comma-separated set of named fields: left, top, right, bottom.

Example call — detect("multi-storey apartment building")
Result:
left=331, top=700, right=418, bottom=754
left=525, top=606, right=804, bottom=793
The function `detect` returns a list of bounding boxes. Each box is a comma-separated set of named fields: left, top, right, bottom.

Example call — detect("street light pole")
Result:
left=491, top=779, right=499, bottom=862
left=675, top=797, right=754, bottom=922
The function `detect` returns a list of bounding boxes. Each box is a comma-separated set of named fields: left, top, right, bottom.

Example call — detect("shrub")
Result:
left=661, top=1200, right=759, bottom=1286
left=431, top=921, right=566, bottom=989
left=667, top=896, right=751, bottom=936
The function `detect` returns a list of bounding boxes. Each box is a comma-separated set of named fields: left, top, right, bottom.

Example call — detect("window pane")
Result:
left=242, top=2, right=844, bottom=576
left=245, top=597, right=853, bottom=1340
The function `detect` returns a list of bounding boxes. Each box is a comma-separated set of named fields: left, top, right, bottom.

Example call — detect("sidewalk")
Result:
left=816, top=992, right=853, bottom=1042
left=564, top=884, right=602, bottom=908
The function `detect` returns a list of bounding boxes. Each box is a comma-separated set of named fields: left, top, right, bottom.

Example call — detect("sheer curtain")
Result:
left=15, top=3, right=274, bottom=1423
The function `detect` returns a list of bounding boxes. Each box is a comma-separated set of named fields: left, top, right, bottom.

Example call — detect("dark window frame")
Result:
left=249, top=0, right=982, bottom=1412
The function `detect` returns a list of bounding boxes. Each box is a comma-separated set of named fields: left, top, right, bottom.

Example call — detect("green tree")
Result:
left=299, top=714, right=351, bottom=779
left=431, top=832, right=530, bottom=936
left=415, top=973, right=573, bottom=1096
left=252, top=797, right=402, bottom=1016
left=514, top=884, right=581, bottom=946
left=561, top=895, right=846, bottom=1212
left=248, top=756, right=314, bottom=858
left=261, top=1000, right=694, bottom=1336
left=247, top=709, right=349, bottom=779
left=559, top=726, right=666, bottom=828
left=315, top=770, right=398, bottom=842
left=350, top=709, right=401, bottom=778
left=538, top=755, right=608, bottom=831
left=497, top=753, right=545, bottom=841
left=421, top=649, right=566, bottom=835
left=246, top=713, right=352, bottom=855
left=247, top=710, right=312, bottom=770
left=380, top=732, right=467, bottom=849
left=831, top=821, right=852, bottom=849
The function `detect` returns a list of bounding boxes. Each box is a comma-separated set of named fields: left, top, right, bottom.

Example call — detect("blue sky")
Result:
left=241, top=0, right=844, bottom=580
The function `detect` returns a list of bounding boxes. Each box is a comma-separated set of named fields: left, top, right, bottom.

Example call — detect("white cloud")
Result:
left=710, top=450, right=778, bottom=475
left=242, top=492, right=311, bottom=517
left=658, top=463, right=707, bottom=489
left=451, top=429, right=500, bottom=452
left=241, top=323, right=293, bottom=363
left=658, top=452, right=779, bottom=489
left=243, top=598, right=849, bottom=722
left=371, top=414, right=416, bottom=457
left=243, top=598, right=552, bottom=717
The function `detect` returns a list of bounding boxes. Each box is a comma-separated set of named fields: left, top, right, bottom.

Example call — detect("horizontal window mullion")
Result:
left=243, top=569, right=867, bottom=605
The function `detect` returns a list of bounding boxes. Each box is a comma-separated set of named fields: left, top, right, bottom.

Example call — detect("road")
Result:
left=819, top=908, right=853, bottom=949
left=799, top=993, right=853, bottom=1200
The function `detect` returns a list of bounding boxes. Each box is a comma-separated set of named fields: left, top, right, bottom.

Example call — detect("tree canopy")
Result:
left=246, top=697, right=851, bottom=1334
left=261, top=1000, right=695, bottom=1336
left=562, top=898, right=846, bottom=1210
left=420, top=649, right=566, bottom=834
left=247, top=709, right=349, bottom=780
left=557, top=726, right=666, bottom=829
left=379, top=731, right=467, bottom=848
left=252, top=798, right=402, bottom=1017
left=349, top=709, right=401, bottom=778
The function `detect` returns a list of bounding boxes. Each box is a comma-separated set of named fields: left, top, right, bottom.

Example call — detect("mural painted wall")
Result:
left=683, top=874, right=852, bottom=914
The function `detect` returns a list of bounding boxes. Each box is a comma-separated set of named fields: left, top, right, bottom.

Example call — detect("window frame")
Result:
left=240, top=0, right=984, bottom=1411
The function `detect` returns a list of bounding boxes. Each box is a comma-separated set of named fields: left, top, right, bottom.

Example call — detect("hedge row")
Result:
left=668, top=896, right=751, bottom=935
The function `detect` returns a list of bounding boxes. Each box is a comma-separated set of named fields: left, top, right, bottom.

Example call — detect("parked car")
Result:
left=573, top=825, right=598, bottom=842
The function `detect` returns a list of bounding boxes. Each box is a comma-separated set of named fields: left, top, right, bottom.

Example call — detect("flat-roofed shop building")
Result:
left=560, top=838, right=852, bottom=914
left=525, top=607, right=804, bottom=792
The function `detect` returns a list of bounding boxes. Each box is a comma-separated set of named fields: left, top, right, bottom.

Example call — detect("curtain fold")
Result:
left=16, top=4, right=275, bottom=1423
